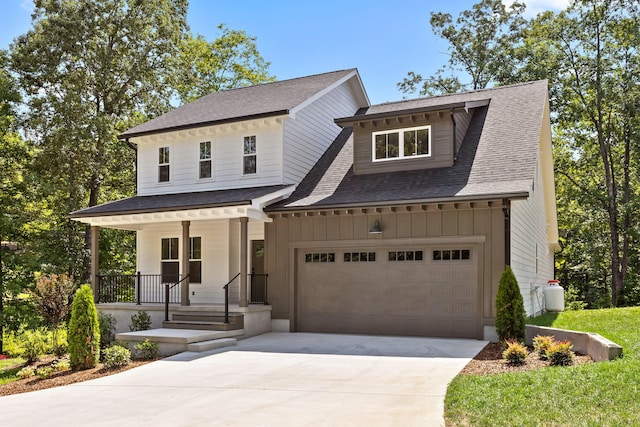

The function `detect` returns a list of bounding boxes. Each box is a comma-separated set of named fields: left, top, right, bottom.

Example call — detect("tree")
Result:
left=10, top=0, right=189, bottom=279
left=495, top=266, right=526, bottom=342
left=68, top=284, right=100, bottom=370
left=30, top=274, right=76, bottom=353
left=171, top=24, right=275, bottom=104
left=398, top=0, right=526, bottom=96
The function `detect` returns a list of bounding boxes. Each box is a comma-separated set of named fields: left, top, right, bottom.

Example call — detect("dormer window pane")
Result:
left=375, top=132, right=399, bottom=160
left=199, top=141, right=212, bottom=179
left=373, top=126, right=430, bottom=161
left=158, top=146, right=170, bottom=182
left=243, top=135, right=257, bottom=174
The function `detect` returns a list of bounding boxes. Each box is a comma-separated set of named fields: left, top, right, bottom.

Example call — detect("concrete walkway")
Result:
left=0, top=333, right=487, bottom=427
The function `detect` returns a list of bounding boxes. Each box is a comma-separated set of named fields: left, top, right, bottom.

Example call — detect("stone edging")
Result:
left=525, top=325, right=623, bottom=362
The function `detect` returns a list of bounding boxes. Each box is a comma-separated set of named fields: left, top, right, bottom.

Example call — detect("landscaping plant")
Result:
left=495, top=266, right=526, bottom=341
left=98, top=311, right=117, bottom=349
left=134, top=339, right=159, bottom=360
left=129, top=311, right=152, bottom=331
left=532, top=335, right=555, bottom=360
left=20, top=329, right=47, bottom=363
left=102, top=345, right=131, bottom=370
left=68, top=285, right=101, bottom=370
left=502, top=340, right=528, bottom=365
left=30, top=274, right=76, bottom=354
left=546, top=341, right=575, bottom=366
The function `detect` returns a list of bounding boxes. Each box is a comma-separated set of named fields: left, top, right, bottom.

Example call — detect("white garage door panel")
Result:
left=297, top=246, right=480, bottom=338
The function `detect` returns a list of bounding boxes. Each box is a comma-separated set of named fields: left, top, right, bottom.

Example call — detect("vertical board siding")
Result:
left=266, top=205, right=505, bottom=326
left=511, top=158, right=554, bottom=316
left=283, top=83, right=360, bottom=185
left=135, top=124, right=284, bottom=196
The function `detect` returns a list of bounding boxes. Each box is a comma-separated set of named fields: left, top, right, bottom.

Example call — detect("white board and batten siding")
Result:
left=135, top=124, right=285, bottom=196
left=511, top=158, right=554, bottom=316
left=136, top=220, right=265, bottom=304
left=283, top=81, right=361, bottom=184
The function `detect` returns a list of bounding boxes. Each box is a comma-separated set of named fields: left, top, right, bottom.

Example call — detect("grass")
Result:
left=0, top=358, right=26, bottom=385
left=445, top=306, right=640, bottom=426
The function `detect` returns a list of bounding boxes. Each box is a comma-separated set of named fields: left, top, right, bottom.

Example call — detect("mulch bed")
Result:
left=0, top=355, right=154, bottom=397
left=460, top=342, right=593, bottom=376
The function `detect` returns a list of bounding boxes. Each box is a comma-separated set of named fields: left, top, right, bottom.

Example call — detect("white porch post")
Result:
left=239, top=217, right=248, bottom=307
left=90, top=226, right=99, bottom=303
left=181, top=220, right=190, bottom=306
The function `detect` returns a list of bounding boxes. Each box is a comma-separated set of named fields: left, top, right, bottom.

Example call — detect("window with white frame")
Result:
left=161, top=238, right=179, bottom=283
left=243, top=135, right=256, bottom=174
left=158, top=146, right=170, bottom=182
left=373, top=125, right=431, bottom=161
left=189, top=237, right=202, bottom=283
left=199, top=141, right=212, bottom=179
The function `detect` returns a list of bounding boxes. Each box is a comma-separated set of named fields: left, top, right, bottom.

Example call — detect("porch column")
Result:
left=181, top=220, right=191, bottom=306
left=90, top=226, right=99, bottom=303
left=239, top=217, right=248, bottom=307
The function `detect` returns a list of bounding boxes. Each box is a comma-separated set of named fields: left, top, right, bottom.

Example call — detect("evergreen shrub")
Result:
left=68, top=284, right=101, bottom=370
left=495, top=266, right=526, bottom=341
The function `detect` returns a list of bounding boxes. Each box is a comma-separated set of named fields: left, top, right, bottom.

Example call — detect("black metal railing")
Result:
left=223, top=273, right=241, bottom=324
left=98, top=273, right=182, bottom=304
left=249, top=273, right=269, bottom=304
left=164, top=274, right=189, bottom=322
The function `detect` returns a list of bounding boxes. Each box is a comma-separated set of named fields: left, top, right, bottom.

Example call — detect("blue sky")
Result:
left=1, top=0, right=568, bottom=105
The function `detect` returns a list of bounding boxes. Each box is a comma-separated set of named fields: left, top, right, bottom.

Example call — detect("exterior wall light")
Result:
left=369, top=220, right=382, bottom=234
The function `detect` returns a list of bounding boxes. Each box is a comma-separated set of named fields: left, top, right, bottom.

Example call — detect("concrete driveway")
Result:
left=0, top=333, right=486, bottom=427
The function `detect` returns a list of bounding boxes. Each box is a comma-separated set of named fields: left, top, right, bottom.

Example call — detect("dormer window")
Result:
left=199, top=141, right=212, bottom=179
left=243, top=135, right=257, bottom=174
left=372, top=125, right=431, bottom=162
left=158, top=146, right=170, bottom=182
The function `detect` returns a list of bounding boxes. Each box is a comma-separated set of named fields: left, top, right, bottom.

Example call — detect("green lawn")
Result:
left=0, top=358, right=26, bottom=385
left=445, top=306, right=640, bottom=427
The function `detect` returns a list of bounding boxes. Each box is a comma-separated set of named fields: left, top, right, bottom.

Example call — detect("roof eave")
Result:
left=119, top=110, right=290, bottom=140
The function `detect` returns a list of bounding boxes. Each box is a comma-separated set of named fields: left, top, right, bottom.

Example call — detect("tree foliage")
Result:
left=171, top=24, right=275, bottom=104
left=68, top=284, right=100, bottom=370
left=495, top=266, right=526, bottom=342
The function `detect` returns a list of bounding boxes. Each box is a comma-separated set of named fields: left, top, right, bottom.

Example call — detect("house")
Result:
left=69, top=69, right=558, bottom=341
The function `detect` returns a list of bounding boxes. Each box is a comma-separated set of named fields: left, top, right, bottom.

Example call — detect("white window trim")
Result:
left=371, top=125, right=432, bottom=162
left=198, top=141, right=213, bottom=180
left=242, top=135, right=257, bottom=175
left=158, top=146, right=171, bottom=183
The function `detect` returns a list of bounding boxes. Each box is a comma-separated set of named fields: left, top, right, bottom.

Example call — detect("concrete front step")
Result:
left=172, top=312, right=244, bottom=322
left=162, top=320, right=243, bottom=331
left=115, top=328, right=245, bottom=356
left=187, top=338, right=237, bottom=352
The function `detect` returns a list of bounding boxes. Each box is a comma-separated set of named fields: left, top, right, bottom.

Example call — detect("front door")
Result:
left=250, top=240, right=266, bottom=303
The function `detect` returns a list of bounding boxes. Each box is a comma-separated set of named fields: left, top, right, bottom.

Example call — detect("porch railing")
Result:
left=249, top=273, right=269, bottom=305
left=164, top=274, right=189, bottom=322
left=98, top=273, right=182, bottom=304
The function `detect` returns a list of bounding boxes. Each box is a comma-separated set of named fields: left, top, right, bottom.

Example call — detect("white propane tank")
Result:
left=543, top=280, right=565, bottom=312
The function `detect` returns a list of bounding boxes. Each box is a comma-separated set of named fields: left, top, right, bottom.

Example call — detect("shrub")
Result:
left=21, top=329, right=47, bottom=363
left=17, top=366, right=35, bottom=379
left=495, top=266, right=526, bottom=342
left=547, top=341, right=575, bottom=366
left=134, top=339, right=159, bottom=360
left=532, top=335, right=556, bottom=360
left=68, top=284, right=101, bottom=370
left=30, top=273, right=76, bottom=354
left=102, top=345, right=131, bottom=370
left=36, top=366, right=54, bottom=379
left=52, top=359, right=70, bottom=372
left=54, top=341, right=68, bottom=358
left=564, top=285, right=587, bottom=311
left=99, top=311, right=117, bottom=349
left=129, top=311, right=152, bottom=332
left=502, top=340, right=528, bottom=365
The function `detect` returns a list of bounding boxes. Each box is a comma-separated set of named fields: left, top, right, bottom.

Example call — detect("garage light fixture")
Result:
left=369, top=220, right=382, bottom=234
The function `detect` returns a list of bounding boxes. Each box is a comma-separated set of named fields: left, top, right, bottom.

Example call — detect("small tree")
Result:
left=495, top=266, right=526, bottom=342
left=68, top=284, right=100, bottom=370
left=30, top=274, right=76, bottom=354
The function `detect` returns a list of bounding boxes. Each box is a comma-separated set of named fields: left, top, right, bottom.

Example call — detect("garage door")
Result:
left=297, top=246, right=480, bottom=338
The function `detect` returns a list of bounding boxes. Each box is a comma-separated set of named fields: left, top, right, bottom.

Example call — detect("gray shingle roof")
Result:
left=69, top=185, right=293, bottom=218
left=268, top=80, right=548, bottom=210
left=121, top=69, right=359, bottom=138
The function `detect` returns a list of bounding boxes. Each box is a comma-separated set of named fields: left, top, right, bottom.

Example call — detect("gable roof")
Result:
left=120, top=69, right=368, bottom=139
left=268, top=80, right=549, bottom=210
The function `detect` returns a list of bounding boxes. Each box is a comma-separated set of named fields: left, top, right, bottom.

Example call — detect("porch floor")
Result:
left=115, top=328, right=244, bottom=356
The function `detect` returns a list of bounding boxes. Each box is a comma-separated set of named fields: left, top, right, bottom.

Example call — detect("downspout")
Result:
left=502, top=198, right=511, bottom=266
left=449, top=108, right=457, bottom=161
left=125, top=138, right=137, bottom=193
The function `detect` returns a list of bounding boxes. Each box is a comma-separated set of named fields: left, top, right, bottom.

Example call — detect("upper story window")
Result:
left=372, top=125, right=431, bottom=162
left=199, top=141, right=212, bottom=179
left=158, top=146, right=170, bottom=182
left=243, top=135, right=257, bottom=175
